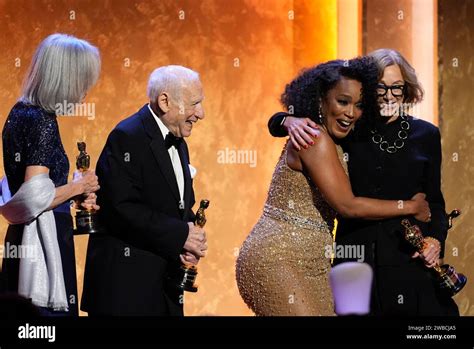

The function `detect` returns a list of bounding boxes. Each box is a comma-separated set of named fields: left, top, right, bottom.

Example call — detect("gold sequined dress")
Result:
left=236, top=140, right=347, bottom=316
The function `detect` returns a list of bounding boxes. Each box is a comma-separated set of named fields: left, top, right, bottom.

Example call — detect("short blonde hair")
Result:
left=368, top=48, right=424, bottom=104
left=20, top=33, right=101, bottom=113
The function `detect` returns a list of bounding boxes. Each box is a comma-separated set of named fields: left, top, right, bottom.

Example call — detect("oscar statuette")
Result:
left=177, top=199, right=210, bottom=292
left=401, top=219, right=467, bottom=296
left=73, top=142, right=101, bottom=235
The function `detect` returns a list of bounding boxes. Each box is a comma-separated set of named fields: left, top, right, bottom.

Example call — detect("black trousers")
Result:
left=372, top=261, right=459, bottom=316
left=334, top=239, right=459, bottom=316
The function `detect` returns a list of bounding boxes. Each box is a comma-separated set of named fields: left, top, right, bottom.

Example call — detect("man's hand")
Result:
left=283, top=116, right=320, bottom=151
left=180, top=252, right=200, bottom=266
left=183, top=222, right=207, bottom=258
left=411, top=237, right=441, bottom=268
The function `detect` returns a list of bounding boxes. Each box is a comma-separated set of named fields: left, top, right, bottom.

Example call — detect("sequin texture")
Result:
left=236, top=141, right=348, bottom=316
left=2, top=102, right=69, bottom=195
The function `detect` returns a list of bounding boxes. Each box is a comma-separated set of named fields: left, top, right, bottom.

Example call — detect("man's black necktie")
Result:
left=164, top=132, right=183, bottom=149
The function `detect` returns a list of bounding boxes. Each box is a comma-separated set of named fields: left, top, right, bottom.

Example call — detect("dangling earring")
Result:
left=318, top=105, right=323, bottom=124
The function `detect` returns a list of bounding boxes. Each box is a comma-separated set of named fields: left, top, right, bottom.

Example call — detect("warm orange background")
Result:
left=0, top=0, right=337, bottom=315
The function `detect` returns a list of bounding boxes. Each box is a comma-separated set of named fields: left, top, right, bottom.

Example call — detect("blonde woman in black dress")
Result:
left=2, top=34, right=100, bottom=315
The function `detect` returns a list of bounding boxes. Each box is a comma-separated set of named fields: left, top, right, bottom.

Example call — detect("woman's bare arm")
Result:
left=297, top=133, right=429, bottom=221
left=25, top=165, right=99, bottom=210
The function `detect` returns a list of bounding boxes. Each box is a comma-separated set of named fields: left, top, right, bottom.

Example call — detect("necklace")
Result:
left=371, top=115, right=410, bottom=154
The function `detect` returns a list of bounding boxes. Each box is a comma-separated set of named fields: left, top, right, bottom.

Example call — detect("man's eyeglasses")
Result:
left=377, top=84, right=405, bottom=97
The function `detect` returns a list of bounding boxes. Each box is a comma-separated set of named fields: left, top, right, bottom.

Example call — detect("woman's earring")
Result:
left=318, top=106, right=323, bottom=124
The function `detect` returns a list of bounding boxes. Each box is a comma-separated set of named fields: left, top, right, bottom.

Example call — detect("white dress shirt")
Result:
left=148, top=104, right=185, bottom=209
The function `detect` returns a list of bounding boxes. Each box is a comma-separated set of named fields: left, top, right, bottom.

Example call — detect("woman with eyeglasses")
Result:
left=267, top=49, right=459, bottom=316
left=237, top=57, right=433, bottom=316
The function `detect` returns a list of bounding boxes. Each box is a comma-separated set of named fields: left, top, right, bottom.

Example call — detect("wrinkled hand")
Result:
left=410, top=193, right=431, bottom=223
left=73, top=170, right=100, bottom=195
left=80, top=192, right=100, bottom=211
left=183, top=222, right=208, bottom=258
left=180, top=252, right=200, bottom=266
left=411, top=237, right=441, bottom=268
left=284, top=116, right=320, bottom=151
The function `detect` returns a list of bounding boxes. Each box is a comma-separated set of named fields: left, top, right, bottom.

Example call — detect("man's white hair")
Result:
left=147, top=65, right=200, bottom=103
left=20, top=33, right=101, bottom=113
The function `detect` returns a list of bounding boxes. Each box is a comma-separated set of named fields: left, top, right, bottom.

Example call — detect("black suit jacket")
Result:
left=81, top=105, right=196, bottom=316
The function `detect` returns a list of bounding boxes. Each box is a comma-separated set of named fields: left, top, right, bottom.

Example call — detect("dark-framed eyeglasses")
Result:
left=377, top=84, right=405, bottom=97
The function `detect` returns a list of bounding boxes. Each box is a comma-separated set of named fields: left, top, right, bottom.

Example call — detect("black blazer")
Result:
left=81, top=104, right=196, bottom=316
left=336, top=115, right=448, bottom=265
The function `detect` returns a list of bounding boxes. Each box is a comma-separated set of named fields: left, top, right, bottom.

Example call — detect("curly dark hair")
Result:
left=280, top=56, right=380, bottom=129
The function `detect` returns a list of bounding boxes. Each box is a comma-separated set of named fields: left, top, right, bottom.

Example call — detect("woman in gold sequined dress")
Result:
left=236, top=58, right=431, bottom=316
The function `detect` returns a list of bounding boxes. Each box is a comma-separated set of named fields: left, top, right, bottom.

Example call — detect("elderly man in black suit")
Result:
left=81, top=65, right=207, bottom=316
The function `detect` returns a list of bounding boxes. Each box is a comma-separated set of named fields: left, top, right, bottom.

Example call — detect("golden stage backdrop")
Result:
left=0, top=0, right=337, bottom=315
left=438, top=0, right=474, bottom=316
